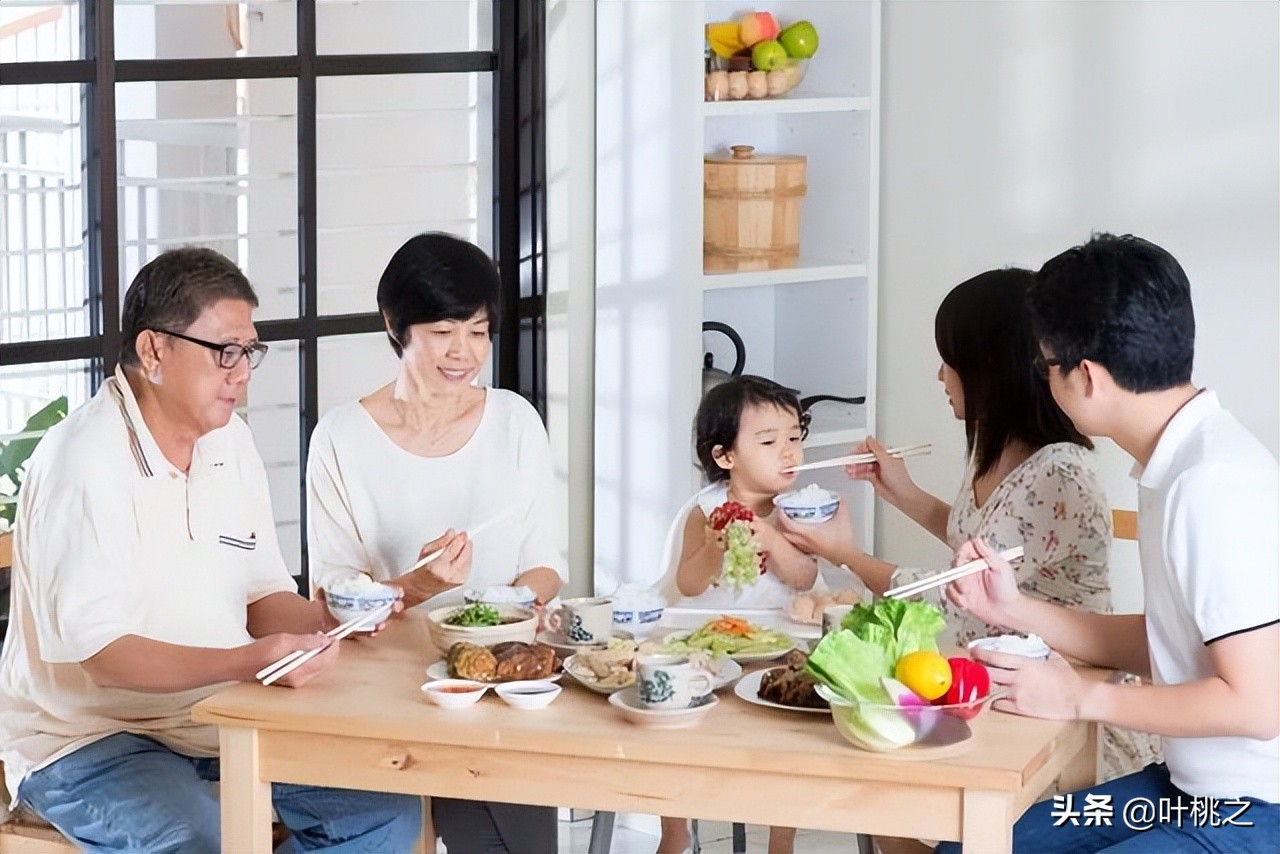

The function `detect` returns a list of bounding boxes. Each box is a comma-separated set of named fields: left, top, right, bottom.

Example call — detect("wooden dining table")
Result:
left=193, top=616, right=1099, bottom=853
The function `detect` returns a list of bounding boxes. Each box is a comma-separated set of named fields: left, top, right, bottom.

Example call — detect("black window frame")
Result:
left=0, top=0, right=547, bottom=595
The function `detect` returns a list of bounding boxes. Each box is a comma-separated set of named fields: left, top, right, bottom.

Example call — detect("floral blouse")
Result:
left=889, top=442, right=1113, bottom=648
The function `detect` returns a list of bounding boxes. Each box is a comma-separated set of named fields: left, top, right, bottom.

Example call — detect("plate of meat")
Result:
left=733, top=650, right=829, bottom=714
left=427, top=641, right=563, bottom=683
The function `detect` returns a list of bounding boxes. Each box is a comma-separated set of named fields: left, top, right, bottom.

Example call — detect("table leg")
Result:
left=961, top=789, right=1014, bottom=854
left=219, top=726, right=273, bottom=854
left=587, top=810, right=614, bottom=854
left=1057, top=722, right=1100, bottom=794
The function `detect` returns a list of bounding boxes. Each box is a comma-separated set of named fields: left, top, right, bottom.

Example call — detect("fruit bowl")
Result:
left=705, top=58, right=807, bottom=102
left=815, top=684, right=998, bottom=753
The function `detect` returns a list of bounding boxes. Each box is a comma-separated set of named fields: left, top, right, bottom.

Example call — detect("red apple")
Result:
left=738, top=11, right=781, bottom=47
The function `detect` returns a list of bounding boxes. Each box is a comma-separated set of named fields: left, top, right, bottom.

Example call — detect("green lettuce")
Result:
left=804, top=629, right=893, bottom=705
left=841, top=598, right=946, bottom=661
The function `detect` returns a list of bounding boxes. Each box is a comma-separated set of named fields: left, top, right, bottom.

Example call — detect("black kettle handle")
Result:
left=800, top=394, right=866, bottom=411
left=702, top=321, right=746, bottom=377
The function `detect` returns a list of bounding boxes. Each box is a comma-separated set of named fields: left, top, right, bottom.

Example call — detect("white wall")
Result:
left=877, top=0, right=1279, bottom=613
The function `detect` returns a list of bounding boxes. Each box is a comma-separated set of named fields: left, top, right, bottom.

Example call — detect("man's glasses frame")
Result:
left=1033, top=354, right=1066, bottom=379
left=150, top=328, right=269, bottom=370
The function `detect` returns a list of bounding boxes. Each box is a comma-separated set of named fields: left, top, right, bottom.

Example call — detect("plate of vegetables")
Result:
left=805, top=599, right=997, bottom=754
left=663, top=615, right=798, bottom=662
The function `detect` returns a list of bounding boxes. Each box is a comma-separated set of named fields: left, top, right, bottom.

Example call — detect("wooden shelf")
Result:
left=702, top=261, right=867, bottom=291
left=703, top=95, right=871, bottom=117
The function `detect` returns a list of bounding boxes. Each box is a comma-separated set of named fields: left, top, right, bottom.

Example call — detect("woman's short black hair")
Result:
left=376, top=232, right=502, bottom=357
left=1030, top=233, right=1195, bottom=393
left=694, top=375, right=809, bottom=483
left=935, top=268, right=1092, bottom=478
left=119, top=247, right=258, bottom=367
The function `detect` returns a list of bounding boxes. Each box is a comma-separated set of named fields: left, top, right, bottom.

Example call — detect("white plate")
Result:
left=562, top=654, right=742, bottom=695
left=536, top=630, right=633, bottom=658
left=661, top=631, right=798, bottom=663
left=425, top=661, right=562, bottom=684
left=733, top=668, right=829, bottom=715
left=607, top=686, right=719, bottom=729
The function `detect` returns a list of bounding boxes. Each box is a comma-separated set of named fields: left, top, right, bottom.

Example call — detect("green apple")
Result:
left=779, top=20, right=819, bottom=59
left=751, top=39, right=789, bottom=72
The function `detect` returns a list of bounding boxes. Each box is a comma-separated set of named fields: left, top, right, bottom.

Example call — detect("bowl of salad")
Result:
left=806, top=599, right=996, bottom=753
left=427, top=603, right=538, bottom=654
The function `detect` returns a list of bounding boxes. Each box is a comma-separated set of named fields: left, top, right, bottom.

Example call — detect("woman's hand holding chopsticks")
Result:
left=945, top=536, right=1025, bottom=627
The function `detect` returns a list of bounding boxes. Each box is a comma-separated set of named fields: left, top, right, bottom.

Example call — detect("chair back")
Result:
left=1112, top=509, right=1138, bottom=542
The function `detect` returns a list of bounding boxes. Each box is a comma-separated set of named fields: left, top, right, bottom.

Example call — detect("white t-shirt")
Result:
left=1134, top=390, right=1279, bottom=802
left=654, top=483, right=828, bottom=609
left=0, top=367, right=296, bottom=804
left=306, top=389, right=565, bottom=610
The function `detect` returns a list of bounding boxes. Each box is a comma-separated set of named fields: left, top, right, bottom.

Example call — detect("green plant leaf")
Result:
left=0, top=395, right=69, bottom=526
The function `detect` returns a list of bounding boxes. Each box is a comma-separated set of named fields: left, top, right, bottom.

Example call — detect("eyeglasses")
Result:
left=1033, top=354, right=1065, bottom=379
left=151, top=328, right=269, bottom=370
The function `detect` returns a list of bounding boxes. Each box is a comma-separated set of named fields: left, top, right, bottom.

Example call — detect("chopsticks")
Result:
left=883, top=546, right=1024, bottom=600
left=257, top=602, right=393, bottom=686
left=785, top=442, right=932, bottom=473
left=404, top=506, right=517, bottom=574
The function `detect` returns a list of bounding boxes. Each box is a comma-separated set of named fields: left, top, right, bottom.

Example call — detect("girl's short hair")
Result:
left=934, top=268, right=1091, bottom=478
left=694, top=375, right=809, bottom=483
left=376, top=232, right=502, bottom=357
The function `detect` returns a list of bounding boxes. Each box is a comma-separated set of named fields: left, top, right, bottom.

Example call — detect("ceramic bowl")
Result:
left=324, top=583, right=398, bottom=629
left=773, top=488, right=840, bottom=524
left=426, top=605, right=538, bottom=654
left=420, top=679, right=489, bottom=709
left=967, top=634, right=1051, bottom=660
left=464, top=586, right=538, bottom=610
left=494, top=680, right=562, bottom=710
left=815, top=684, right=994, bottom=753
left=611, top=604, right=665, bottom=637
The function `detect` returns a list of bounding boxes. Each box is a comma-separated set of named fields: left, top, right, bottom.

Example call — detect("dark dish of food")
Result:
left=447, top=641, right=560, bottom=682
left=758, top=649, right=828, bottom=710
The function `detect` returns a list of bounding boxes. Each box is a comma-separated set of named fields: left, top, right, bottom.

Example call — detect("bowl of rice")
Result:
left=323, top=575, right=398, bottom=631
left=774, top=485, right=841, bottom=524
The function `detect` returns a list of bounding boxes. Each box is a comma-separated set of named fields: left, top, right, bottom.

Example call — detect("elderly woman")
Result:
left=306, top=232, right=565, bottom=854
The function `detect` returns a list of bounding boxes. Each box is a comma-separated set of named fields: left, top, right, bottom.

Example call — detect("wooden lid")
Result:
left=704, top=144, right=805, bottom=165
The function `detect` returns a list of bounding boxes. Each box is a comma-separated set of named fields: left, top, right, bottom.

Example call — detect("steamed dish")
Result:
left=568, top=637, right=641, bottom=689
left=447, top=641, right=559, bottom=682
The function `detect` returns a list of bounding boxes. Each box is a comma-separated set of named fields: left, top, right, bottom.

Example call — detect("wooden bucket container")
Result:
left=704, top=145, right=807, bottom=273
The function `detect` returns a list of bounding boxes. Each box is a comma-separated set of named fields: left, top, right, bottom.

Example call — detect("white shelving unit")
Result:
left=594, top=1, right=880, bottom=594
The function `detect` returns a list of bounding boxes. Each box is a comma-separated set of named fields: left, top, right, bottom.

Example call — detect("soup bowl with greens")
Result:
left=427, top=603, right=538, bottom=653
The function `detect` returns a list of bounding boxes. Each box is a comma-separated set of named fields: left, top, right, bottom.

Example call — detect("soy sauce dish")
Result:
left=420, top=679, right=489, bottom=709
left=494, top=680, right=562, bottom=710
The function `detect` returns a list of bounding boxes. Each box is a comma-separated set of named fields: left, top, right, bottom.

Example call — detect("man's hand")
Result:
left=247, top=632, right=339, bottom=688
left=974, top=649, right=1084, bottom=720
left=945, top=537, right=1026, bottom=629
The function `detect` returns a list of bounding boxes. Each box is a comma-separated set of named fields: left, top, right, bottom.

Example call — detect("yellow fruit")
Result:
left=706, top=21, right=745, bottom=59
left=894, top=651, right=952, bottom=701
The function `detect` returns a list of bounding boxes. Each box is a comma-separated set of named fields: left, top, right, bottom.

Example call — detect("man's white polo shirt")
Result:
left=0, top=366, right=297, bottom=804
left=1134, top=389, right=1279, bottom=803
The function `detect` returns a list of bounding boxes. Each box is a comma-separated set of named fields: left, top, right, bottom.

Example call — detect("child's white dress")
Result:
left=653, top=483, right=828, bottom=608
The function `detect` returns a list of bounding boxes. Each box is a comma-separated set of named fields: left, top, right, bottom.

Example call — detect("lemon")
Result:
left=894, top=650, right=952, bottom=701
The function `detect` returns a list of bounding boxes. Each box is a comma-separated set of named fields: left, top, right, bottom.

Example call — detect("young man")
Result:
left=0, top=249, right=423, bottom=851
left=943, top=233, right=1278, bottom=852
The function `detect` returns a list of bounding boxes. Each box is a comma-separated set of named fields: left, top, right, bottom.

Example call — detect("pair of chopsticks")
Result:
left=883, top=546, right=1024, bottom=600
left=785, top=442, right=932, bottom=473
left=404, top=506, right=517, bottom=574
left=256, top=602, right=393, bottom=686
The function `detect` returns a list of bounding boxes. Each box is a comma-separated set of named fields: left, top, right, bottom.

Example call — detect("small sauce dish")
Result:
left=421, top=679, right=489, bottom=709
left=494, top=680, right=562, bottom=710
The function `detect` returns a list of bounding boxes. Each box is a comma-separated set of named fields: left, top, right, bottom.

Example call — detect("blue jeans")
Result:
left=18, top=732, right=422, bottom=853
left=937, top=764, right=1279, bottom=853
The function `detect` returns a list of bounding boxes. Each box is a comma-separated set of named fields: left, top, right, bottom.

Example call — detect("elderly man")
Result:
left=0, top=248, right=422, bottom=852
